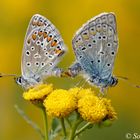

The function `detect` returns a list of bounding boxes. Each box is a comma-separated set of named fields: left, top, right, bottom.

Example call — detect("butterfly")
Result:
left=65, top=12, right=119, bottom=92
left=13, top=14, right=67, bottom=90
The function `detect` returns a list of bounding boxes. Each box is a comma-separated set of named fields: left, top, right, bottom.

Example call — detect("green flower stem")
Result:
left=74, top=122, right=92, bottom=138
left=65, top=118, right=72, bottom=128
left=42, top=107, right=49, bottom=140
left=68, top=118, right=83, bottom=140
left=60, top=118, right=67, bottom=137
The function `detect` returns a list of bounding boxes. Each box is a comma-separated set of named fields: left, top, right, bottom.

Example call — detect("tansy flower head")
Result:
left=69, top=87, right=94, bottom=100
left=78, top=94, right=108, bottom=123
left=23, top=84, right=53, bottom=101
left=102, top=98, right=117, bottom=121
left=44, top=89, right=77, bottom=118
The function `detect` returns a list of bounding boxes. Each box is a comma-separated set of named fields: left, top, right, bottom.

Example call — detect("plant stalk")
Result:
left=42, top=107, right=49, bottom=140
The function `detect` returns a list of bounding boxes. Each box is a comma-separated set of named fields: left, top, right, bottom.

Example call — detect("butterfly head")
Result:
left=15, top=76, right=25, bottom=86
left=110, top=76, right=118, bottom=87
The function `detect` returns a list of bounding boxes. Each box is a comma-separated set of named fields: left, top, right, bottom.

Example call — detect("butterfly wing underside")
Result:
left=22, top=14, right=66, bottom=81
left=72, top=13, right=118, bottom=81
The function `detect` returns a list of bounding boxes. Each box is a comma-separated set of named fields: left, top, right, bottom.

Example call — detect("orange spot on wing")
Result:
left=43, top=32, right=48, bottom=39
left=38, top=31, right=43, bottom=36
left=32, top=34, right=37, bottom=40
left=47, top=37, right=52, bottom=42
left=55, top=49, right=64, bottom=56
left=51, top=41, right=57, bottom=47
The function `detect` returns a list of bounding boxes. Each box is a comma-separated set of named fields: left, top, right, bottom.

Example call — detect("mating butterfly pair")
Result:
left=15, top=12, right=119, bottom=92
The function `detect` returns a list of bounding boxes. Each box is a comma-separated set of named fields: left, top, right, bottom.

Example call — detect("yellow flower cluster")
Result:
left=23, top=84, right=53, bottom=101
left=23, top=84, right=117, bottom=123
left=44, top=89, right=77, bottom=118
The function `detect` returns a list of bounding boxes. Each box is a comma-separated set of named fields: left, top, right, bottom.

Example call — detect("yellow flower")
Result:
left=44, top=89, right=77, bottom=118
left=102, top=98, right=117, bottom=120
left=23, top=84, right=53, bottom=101
left=69, top=87, right=94, bottom=99
left=78, top=94, right=108, bottom=123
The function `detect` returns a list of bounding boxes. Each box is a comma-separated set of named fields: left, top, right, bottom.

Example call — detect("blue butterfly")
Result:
left=67, top=12, right=118, bottom=92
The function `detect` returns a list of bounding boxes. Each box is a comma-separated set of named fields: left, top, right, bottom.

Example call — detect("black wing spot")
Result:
left=97, top=60, right=101, bottom=63
left=26, top=50, right=30, bottom=56
left=48, top=55, right=53, bottom=59
left=49, top=62, right=53, bottom=66
left=107, top=63, right=111, bottom=67
left=98, top=36, right=102, bottom=40
left=102, top=35, right=107, bottom=40
left=107, top=43, right=111, bottom=47
left=83, top=32, right=87, bottom=35
left=88, top=44, right=92, bottom=47
left=100, top=51, right=104, bottom=55
left=81, top=47, right=86, bottom=51
left=35, top=62, right=39, bottom=66
left=31, top=47, right=35, bottom=51
left=91, top=60, right=94, bottom=64
left=41, top=62, right=45, bottom=66
left=111, top=51, right=115, bottom=55
left=93, top=40, right=96, bottom=43
left=44, top=52, right=48, bottom=56
left=26, top=62, right=31, bottom=67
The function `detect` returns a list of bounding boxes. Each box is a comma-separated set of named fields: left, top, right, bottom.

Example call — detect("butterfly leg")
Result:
left=98, top=87, right=108, bottom=97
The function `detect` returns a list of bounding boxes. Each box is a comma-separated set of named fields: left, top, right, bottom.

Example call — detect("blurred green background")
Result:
left=0, top=0, right=140, bottom=140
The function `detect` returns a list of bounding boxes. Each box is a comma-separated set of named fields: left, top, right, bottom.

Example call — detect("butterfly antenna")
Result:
left=117, top=76, right=140, bottom=88
left=0, top=73, right=17, bottom=78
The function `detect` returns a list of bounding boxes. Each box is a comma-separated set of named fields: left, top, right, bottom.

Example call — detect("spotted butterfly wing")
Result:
left=71, top=13, right=118, bottom=88
left=22, top=14, right=66, bottom=82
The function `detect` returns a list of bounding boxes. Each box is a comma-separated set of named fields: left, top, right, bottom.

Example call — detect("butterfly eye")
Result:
left=91, top=60, right=94, bottom=64
left=31, top=46, right=35, bottom=51
left=26, top=50, right=30, bottom=56
left=26, top=62, right=31, bottom=67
